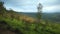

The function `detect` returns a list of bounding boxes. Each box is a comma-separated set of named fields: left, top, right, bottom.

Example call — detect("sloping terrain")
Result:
left=0, top=21, right=16, bottom=34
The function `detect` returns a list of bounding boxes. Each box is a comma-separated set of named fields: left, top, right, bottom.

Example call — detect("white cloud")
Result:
left=43, top=5, right=60, bottom=12
left=3, top=0, right=60, bottom=12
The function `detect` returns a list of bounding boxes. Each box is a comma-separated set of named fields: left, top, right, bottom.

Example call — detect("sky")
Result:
left=1, top=0, right=60, bottom=13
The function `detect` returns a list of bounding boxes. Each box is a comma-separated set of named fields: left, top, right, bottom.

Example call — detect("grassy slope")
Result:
left=0, top=11, right=60, bottom=34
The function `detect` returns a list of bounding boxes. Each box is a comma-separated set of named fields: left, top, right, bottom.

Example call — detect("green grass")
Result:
left=0, top=15, right=60, bottom=34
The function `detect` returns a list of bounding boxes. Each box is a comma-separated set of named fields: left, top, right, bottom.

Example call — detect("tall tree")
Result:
left=34, top=3, right=43, bottom=32
left=0, top=1, right=6, bottom=15
left=37, top=3, right=43, bottom=23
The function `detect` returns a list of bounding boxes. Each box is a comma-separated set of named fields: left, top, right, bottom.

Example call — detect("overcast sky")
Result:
left=1, top=0, right=60, bottom=13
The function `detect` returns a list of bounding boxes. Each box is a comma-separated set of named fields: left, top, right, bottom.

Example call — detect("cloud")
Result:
left=43, top=5, right=60, bottom=12
left=2, top=0, right=60, bottom=12
left=40, top=0, right=60, bottom=6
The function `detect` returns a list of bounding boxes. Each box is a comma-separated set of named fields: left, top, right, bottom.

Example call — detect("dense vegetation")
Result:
left=0, top=2, right=60, bottom=34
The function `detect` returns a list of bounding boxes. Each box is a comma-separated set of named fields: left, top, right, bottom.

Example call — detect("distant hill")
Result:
left=17, top=12, right=60, bottom=22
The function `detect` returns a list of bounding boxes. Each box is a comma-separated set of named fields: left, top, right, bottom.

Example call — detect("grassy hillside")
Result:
left=0, top=2, right=60, bottom=34
left=0, top=13, right=60, bottom=34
